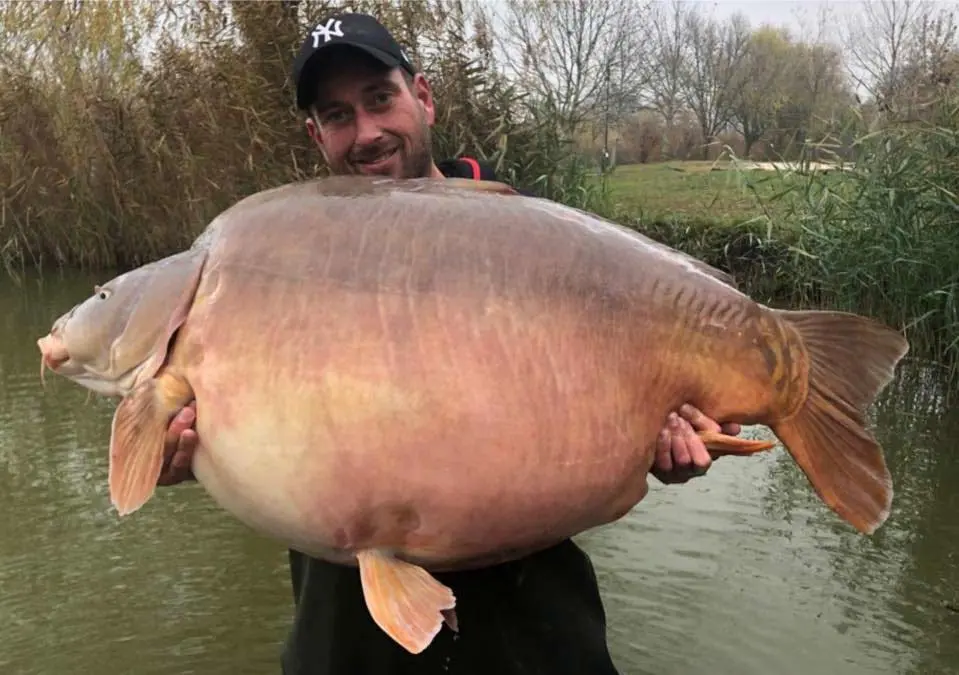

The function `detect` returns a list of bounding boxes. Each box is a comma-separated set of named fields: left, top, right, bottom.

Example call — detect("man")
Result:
left=159, top=12, right=742, bottom=674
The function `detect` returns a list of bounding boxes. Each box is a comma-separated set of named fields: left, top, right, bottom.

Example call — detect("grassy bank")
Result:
left=606, top=161, right=829, bottom=227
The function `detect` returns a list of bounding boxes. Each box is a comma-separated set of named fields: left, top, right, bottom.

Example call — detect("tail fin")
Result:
left=770, top=309, right=909, bottom=535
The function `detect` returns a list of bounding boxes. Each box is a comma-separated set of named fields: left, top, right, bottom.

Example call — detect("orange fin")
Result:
left=109, top=370, right=194, bottom=516
left=698, top=430, right=776, bottom=456
left=771, top=309, right=909, bottom=534
left=357, top=549, right=457, bottom=654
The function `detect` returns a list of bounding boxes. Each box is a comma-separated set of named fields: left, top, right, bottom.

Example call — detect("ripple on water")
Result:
left=1, top=356, right=292, bottom=674
left=579, top=443, right=936, bottom=675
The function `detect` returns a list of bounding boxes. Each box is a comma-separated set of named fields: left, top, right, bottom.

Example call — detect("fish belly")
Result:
left=181, top=287, right=673, bottom=571
left=175, top=185, right=788, bottom=570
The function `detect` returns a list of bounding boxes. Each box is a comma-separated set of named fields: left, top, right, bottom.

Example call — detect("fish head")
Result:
left=37, top=249, right=207, bottom=397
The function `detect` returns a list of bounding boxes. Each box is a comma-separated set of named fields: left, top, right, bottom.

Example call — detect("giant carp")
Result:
left=37, top=176, right=908, bottom=654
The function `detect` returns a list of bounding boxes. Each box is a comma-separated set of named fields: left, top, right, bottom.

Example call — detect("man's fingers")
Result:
left=175, top=429, right=199, bottom=463
left=678, top=404, right=721, bottom=433
left=668, top=414, right=692, bottom=468
left=171, top=429, right=198, bottom=478
left=680, top=404, right=742, bottom=438
left=157, top=430, right=198, bottom=486
left=164, top=406, right=196, bottom=450
left=653, top=410, right=725, bottom=485
left=655, top=427, right=673, bottom=473
left=720, top=422, right=742, bottom=436
left=158, top=403, right=198, bottom=486
left=678, top=416, right=712, bottom=469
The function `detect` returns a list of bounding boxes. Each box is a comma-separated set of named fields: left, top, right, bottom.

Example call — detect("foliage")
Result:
left=0, top=0, right=607, bottom=276
left=769, top=94, right=959, bottom=375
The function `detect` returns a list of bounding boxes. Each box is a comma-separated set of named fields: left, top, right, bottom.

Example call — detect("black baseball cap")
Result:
left=291, top=12, right=417, bottom=110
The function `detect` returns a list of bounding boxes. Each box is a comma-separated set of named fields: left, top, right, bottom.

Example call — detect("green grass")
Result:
left=604, top=160, right=840, bottom=228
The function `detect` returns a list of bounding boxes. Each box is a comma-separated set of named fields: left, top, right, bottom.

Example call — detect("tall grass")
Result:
left=663, top=93, right=959, bottom=380
left=777, top=96, right=959, bottom=377
left=0, top=0, right=608, bottom=278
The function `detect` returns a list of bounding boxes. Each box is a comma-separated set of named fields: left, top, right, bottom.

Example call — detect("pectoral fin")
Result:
left=699, top=430, right=776, bottom=456
left=109, top=370, right=195, bottom=516
left=357, top=549, right=457, bottom=654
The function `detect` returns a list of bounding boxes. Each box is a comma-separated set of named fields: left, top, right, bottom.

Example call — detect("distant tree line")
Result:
left=484, top=0, right=957, bottom=164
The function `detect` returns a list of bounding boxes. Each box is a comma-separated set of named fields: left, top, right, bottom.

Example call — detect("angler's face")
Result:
left=305, top=51, right=437, bottom=179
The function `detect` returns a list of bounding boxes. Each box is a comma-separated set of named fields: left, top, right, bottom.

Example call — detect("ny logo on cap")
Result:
left=311, top=19, right=344, bottom=47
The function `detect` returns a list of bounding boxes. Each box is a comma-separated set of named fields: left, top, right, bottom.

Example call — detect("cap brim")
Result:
left=295, top=42, right=404, bottom=110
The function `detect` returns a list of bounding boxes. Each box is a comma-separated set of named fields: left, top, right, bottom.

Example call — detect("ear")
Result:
left=305, top=117, right=323, bottom=148
left=411, top=73, right=435, bottom=126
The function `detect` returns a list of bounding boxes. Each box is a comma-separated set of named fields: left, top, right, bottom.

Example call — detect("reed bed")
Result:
left=0, top=0, right=607, bottom=277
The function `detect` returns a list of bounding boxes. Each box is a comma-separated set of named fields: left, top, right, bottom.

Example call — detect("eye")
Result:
left=94, top=285, right=112, bottom=300
left=322, top=108, right=351, bottom=125
left=370, top=90, right=393, bottom=107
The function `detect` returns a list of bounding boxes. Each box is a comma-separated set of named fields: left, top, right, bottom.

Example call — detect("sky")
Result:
left=684, top=0, right=850, bottom=36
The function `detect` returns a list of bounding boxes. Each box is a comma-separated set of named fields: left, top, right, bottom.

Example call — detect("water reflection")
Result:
left=2, top=271, right=958, bottom=674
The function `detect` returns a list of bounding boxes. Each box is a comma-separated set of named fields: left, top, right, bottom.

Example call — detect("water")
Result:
left=3, top=271, right=959, bottom=675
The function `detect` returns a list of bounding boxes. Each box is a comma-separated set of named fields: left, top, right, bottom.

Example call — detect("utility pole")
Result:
left=603, top=59, right=611, bottom=172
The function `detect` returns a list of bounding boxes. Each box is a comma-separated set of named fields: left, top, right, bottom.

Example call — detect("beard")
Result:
left=333, top=116, right=434, bottom=179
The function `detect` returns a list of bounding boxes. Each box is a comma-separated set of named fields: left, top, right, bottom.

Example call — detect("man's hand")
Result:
left=651, top=404, right=741, bottom=485
left=158, top=400, right=198, bottom=486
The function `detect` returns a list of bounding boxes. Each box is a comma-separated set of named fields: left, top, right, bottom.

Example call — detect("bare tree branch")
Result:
left=679, top=9, right=751, bottom=158
left=491, top=0, right=653, bottom=134
left=844, top=0, right=957, bottom=113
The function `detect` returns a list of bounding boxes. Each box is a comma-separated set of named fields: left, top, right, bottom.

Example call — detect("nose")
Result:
left=353, top=109, right=385, bottom=147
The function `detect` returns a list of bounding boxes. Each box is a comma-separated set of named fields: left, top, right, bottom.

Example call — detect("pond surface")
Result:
left=3, top=271, right=959, bottom=674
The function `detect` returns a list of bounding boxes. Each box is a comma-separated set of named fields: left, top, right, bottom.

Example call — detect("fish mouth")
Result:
left=38, top=334, right=69, bottom=370
left=37, top=334, right=74, bottom=387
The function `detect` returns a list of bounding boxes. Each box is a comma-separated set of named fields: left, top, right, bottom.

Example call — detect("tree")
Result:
left=679, top=10, right=751, bottom=159
left=729, top=26, right=793, bottom=158
left=645, top=0, right=692, bottom=136
left=844, top=0, right=958, bottom=118
left=491, top=0, right=653, bottom=135
left=773, top=39, right=850, bottom=162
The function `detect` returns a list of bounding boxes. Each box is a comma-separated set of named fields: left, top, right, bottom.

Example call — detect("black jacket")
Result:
left=281, top=158, right=620, bottom=675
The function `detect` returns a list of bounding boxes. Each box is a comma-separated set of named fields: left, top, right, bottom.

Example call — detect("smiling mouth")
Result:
left=356, top=147, right=397, bottom=169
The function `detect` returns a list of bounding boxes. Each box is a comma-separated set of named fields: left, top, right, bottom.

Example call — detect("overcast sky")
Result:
left=685, top=0, right=847, bottom=31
